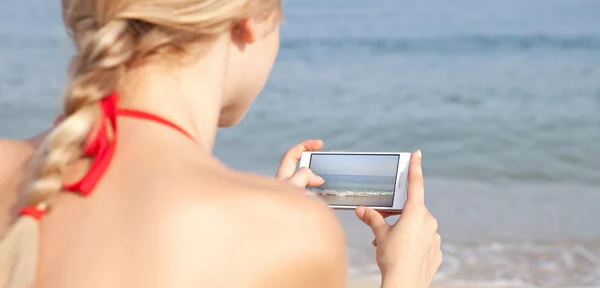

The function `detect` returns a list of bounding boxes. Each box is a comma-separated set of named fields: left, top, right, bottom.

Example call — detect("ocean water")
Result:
left=308, top=174, right=396, bottom=206
left=1, top=0, right=600, bottom=287
left=311, top=174, right=396, bottom=195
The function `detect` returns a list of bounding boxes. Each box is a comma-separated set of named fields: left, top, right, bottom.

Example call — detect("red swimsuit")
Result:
left=19, top=91, right=195, bottom=220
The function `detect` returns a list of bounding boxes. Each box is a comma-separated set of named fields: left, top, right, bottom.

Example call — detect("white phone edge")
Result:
left=299, top=151, right=411, bottom=212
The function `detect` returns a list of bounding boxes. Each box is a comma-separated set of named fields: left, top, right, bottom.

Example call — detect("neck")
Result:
left=117, top=41, right=229, bottom=152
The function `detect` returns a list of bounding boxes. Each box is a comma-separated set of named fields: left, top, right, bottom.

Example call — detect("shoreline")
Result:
left=317, top=194, right=394, bottom=207
left=344, top=239, right=600, bottom=288
left=348, top=277, right=520, bottom=288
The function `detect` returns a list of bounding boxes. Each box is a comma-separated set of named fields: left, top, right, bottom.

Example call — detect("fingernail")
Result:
left=316, top=175, right=325, bottom=182
left=416, top=150, right=422, bottom=159
left=356, top=206, right=366, bottom=217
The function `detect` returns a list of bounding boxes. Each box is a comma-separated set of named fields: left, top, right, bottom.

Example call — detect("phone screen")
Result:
left=307, top=154, right=400, bottom=207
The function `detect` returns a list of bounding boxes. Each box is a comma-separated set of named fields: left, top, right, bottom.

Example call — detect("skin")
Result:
left=0, top=139, right=37, bottom=234
left=0, top=7, right=442, bottom=288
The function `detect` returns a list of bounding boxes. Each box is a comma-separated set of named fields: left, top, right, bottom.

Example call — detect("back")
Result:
left=34, top=128, right=348, bottom=288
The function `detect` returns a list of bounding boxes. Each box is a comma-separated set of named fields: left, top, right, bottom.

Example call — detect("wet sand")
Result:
left=319, top=194, right=393, bottom=207
left=347, top=277, right=516, bottom=288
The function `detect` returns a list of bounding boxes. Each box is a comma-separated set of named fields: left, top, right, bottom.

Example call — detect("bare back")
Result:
left=32, top=120, right=347, bottom=288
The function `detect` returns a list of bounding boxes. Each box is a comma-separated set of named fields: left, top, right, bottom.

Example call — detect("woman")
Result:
left=0, top=0, right=441, bottom=287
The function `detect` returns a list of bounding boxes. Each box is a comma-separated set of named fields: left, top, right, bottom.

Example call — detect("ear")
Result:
left=232, top=18, right=257, bottom=45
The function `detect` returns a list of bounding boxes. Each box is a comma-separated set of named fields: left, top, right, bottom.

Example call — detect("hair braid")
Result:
left=0, top=17, right=135, bottom=288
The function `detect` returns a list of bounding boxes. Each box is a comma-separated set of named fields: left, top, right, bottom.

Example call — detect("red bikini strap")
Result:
left=117, top=109, right=196, bottom=142
left=20, top=206, right=46, bottom=221
left=20, top=92, right=196, bottom=221
left=20, top=93, right=119, bottom=219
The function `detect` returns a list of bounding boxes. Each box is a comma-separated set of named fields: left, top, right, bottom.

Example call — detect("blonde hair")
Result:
left=0, top=0, right=282, bottom=287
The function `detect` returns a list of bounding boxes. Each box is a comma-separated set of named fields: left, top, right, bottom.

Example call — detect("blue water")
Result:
left=1, top=0, right=600, bottom=286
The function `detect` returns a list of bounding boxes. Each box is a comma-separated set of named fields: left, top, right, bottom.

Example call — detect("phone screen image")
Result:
left=307, top=154, right=399, bottom=207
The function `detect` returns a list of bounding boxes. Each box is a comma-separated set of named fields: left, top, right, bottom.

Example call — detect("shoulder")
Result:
left=0, top=129, right=48, bottom=160
left=0, top=129, right=49, bottom=170
left=155, top=168, right=347, bottom=287
left=0, top=138, right=38, bottom=184
left=0, top=139, right=34, bottom=185
left=254, top=188, right=347, bottom=287
left=0, top=139, right=34, bottom=164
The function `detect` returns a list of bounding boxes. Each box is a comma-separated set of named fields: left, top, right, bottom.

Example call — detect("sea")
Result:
left=1, top=0, right=599, bottom=287
left=311, top=174, right=396, bottom=195
left=308, top=174, right=396, bottom=206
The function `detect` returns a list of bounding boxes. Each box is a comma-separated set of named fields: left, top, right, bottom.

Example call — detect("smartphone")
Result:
left=299, top=152, right=410, bottom=212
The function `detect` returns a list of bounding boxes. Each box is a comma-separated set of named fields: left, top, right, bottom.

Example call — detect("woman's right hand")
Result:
left=355, top=150, right=442, bottom=288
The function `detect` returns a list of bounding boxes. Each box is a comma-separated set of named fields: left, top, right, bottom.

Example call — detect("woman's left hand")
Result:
left=276, top=139, right=325, bottom=188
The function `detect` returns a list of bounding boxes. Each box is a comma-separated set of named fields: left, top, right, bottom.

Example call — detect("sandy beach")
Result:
left=347, top=277, right=516, bottom=288
left=319, top=194, right=394, bottom=207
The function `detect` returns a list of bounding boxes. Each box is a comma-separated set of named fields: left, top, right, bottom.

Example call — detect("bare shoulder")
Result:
left=0, top=130, right=49, bottom=166
left=155, top=167, right=347, bottom=287
left=251, top=185, right=348, bottom=288
left=0, top=130, right=51, bottom=171
left=0, top=139, right=34, bottom=189
left=0, top=139, right=34, bottom=167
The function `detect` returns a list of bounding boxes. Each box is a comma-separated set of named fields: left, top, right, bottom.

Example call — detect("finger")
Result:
left=276, top=140, right=324, bottom=180
left=372, top=238, right=377, bottom=247
left=355, top=207, right=389, bottom=238
left=287, top=167, right=324, bottom=188
left=380, top=211, right=402, bottom=218
left=404, top=150, right=425, bottom=210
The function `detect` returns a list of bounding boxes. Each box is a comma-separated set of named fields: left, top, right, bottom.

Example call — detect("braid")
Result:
left=29, top=19, right=133, bottom=206
left=0, top=18, right=135, bottom=288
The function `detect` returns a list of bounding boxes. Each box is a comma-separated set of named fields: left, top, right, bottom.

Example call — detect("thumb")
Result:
left=355, top=207, right=389, bottom=239
left=404, top=150, right=425, bottom=210
left=287, top=168, right=324, bottom=188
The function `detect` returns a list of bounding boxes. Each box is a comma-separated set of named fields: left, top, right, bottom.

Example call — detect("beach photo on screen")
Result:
left=307, top=154, right=398, bottom=207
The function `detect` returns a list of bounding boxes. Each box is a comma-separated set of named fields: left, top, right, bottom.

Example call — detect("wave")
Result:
left=280, top=34, right=600, bottom=54
left=348, top=240, right=600, bottom=287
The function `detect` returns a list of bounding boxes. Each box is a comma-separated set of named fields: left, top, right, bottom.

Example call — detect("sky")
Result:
left=309, top=154, right=399, bottom=177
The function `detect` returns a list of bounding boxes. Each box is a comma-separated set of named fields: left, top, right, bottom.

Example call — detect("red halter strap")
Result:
left=20, top=92, right=195, bottom=220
